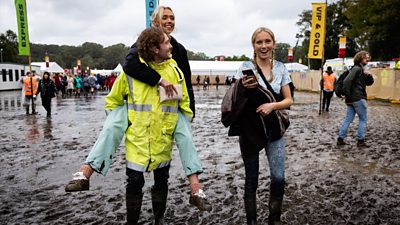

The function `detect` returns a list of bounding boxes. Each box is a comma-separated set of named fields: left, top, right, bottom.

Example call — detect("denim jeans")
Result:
left=338, top=99, right=368, bottom=140
left=239, top=137, right=285, bottom=198
left=126, top=166, right=170, bottom=195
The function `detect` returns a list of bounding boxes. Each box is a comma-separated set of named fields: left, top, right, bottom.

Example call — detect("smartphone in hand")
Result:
left=242, top=69, right=257, bottom=84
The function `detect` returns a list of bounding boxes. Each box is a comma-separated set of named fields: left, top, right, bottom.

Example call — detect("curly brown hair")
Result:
left=136, top=27, right=165, bottom=62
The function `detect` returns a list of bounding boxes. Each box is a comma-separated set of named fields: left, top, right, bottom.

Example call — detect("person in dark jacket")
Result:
left=231, top=27, right=293, bottom=225
left=37, top=72, right=56, bottom=117
left=337, top=51, right=374, bottom=147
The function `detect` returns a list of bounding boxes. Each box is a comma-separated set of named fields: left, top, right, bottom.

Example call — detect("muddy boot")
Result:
left=126, top=192, right=143, bottom=225
left=151, top=188, right=168, bottom=225
left=244, top=193, right=257, bottom=225
left=268, top=196, right=283, bottom=225
left=337, top=138, right=346, bottom=146
left=357, top=139, right=369, bottom=148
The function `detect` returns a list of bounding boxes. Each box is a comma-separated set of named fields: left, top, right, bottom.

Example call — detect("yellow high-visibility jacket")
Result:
left=105, top=58, right=192, bottom=172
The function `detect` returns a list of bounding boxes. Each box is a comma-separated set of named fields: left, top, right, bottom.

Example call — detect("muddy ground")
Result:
left=0, top=86, right=399, bottom=225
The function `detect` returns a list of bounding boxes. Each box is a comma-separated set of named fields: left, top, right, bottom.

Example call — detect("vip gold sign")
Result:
left=308, top=3, right=326, bottom=59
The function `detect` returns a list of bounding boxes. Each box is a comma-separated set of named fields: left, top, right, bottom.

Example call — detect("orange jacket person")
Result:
left=21, top=72, right=39, bottom=114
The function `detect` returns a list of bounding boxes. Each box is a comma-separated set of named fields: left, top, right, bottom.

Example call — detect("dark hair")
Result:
left=353, top=50, right=370, bottom=65
left=43, top=71, right=50, bottom=76
left=136, top=27, right=165, bottom=62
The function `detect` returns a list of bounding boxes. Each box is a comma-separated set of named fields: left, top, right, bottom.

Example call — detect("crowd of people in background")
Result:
left=38, top=71, right=118, bottom=98
left=20, top=71, right=119, bottom=117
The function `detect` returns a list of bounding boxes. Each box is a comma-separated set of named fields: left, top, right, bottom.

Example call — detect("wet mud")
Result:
left=0, top=87, right=399, bottom=225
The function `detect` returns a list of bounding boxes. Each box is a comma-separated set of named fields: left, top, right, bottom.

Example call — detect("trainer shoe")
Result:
left=65, top=172, right=89, bottom=192
left=189, top=189, right=212, bottom=212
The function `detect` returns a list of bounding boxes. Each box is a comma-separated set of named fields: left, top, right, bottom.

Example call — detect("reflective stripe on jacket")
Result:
left=323, top=72, right=336, bottom=91
left=23, top=77, right=38, bottom=96
left=105, top=58, right=192, bottom=172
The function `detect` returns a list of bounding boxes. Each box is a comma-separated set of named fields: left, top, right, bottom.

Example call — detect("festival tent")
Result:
left=113, top=63, right=123, bottom=74
left=284, top=63, right=309, bottom=72
left=31, top=62, right=65, bottom=73
left=189, top=60, right=244, bottom=77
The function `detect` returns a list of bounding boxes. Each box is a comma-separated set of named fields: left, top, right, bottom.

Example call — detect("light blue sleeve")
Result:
left=234, top=61, right=256, bottom=80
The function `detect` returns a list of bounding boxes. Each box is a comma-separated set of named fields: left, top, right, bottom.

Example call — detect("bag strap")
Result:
left=255, top=66, right=281, bottom=101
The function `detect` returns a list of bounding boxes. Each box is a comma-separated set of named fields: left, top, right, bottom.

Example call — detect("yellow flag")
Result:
left=15, top=0, right=30, bottom=56
left=308, top=3, right=326, bottom=59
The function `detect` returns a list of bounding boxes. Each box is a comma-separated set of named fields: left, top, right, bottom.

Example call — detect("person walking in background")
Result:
left=337, top=51, right=374, bottom=147
left=82, top=74, right=90, bottom=97
left=106, top=72, right=117, bottom=92
left=215, top=75, right=220, bottom=90
left=88, top=73, right=97, bottom=96
left=66, top=74, right=75, bottom=96
left=53, top=73, right=62, bottom=97
left=196, top=75, right=201, bottom=86
left=203, top=76, right=209, bottom=90
left=321, top=66, right=336, bottom=112
left=228, top=27, right=293, bottom=224
left=37, top=72, right=56, bottom=117
left=21, top=71, right=39, bottom=115
left=73, top=74, right=82, bottom=97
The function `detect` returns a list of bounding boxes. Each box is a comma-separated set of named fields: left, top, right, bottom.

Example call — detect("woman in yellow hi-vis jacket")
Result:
left=108, top=27, right=191, bottom=224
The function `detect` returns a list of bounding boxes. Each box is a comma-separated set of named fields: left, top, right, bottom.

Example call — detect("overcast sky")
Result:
left=1, top=0, right=318, bottom=58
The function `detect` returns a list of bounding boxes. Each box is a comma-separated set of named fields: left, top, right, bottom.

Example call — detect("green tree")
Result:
left=345, top=0, right=400, bottom=60
left=0, top=30, right=19, bottom=63
left=275, top=43, right=291, bottom=62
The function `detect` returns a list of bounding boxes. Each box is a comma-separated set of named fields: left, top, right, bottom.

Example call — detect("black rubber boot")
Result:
left=126, top=192, right=143, bottom=225
left=151, top=188, right=168, bottom=225
left=26, top=106, right=30, bottom=115
left=244, top=193, right=257, bottom=225
left=268, top=196, right=283, bottom=225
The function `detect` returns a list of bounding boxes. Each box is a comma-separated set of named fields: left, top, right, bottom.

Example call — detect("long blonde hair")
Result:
left=251, top=27, right=275, bottom=83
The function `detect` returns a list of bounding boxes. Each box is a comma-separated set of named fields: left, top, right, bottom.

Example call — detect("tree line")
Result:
left=1, top=0, right=398, bottom=70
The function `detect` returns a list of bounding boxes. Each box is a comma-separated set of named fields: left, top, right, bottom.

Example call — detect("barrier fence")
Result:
left=290, top=69, right=400, bottom=103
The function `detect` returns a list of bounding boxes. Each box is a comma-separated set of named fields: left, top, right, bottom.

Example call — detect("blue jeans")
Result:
left=239, top=137, right=285, bottom=198
left=338, top=99, right=368, bottom=140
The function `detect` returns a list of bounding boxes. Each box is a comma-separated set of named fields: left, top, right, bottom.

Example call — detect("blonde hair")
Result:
left=151, top=6, right=174, bottom=28
left=251, top=27, right=275, bottom=83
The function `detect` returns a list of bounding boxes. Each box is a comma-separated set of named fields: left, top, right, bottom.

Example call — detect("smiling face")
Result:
left=252, top=30, right=275, bottom=61
left=160, top=9, right=175, bottom=34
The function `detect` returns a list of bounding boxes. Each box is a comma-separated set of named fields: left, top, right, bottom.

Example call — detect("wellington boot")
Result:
left=244, top=193, right=257, bottom=225
left=151, top=188, right=168, bottom=225
left=268, top=196, right=283, bottom=225
left=126, top=192, right=143, bottom=225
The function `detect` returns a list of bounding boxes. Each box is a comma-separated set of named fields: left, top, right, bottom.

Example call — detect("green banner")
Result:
left=15, top=0, right=30, bottom=56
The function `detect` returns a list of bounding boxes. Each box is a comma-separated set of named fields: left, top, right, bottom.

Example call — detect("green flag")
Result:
left=15, top=0, right=30, bottom=56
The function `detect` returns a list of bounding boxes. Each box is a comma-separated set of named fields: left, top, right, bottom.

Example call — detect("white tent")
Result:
left=284, top=63, right=309, bottom=72
left=189, top=60, right=244, bottom=77
left=31, top=62, right=65, bottom=73
left=113, top=63, right=123, bottom=73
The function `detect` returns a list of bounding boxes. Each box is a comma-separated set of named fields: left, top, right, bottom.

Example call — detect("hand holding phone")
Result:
left=242, top=69, right=258, bottom=87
